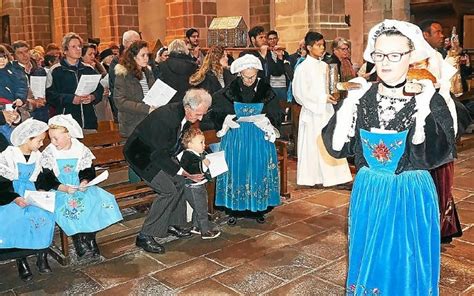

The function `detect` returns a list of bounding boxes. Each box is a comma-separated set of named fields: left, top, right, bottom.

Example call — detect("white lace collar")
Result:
left=0, top=146, right=42, bottom=181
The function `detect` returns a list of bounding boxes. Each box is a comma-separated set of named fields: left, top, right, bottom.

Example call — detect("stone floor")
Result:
left=1, top=148, right=473, bottom=295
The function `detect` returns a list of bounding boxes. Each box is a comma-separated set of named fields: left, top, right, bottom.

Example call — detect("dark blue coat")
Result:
left=0, top=62, right=28, bottom=102
left=46, top=58, right=103, bottom=129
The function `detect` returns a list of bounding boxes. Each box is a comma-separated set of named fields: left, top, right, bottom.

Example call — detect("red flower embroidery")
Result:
left=372, top=141, right=392, bottom=163
left=68, top=199, right=78, bottom=208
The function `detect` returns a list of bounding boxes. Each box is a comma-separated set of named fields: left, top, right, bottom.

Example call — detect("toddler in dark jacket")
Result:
left=179, top=128, right=220, bottom=240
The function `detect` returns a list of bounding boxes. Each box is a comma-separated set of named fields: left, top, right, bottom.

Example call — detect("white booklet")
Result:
left=30, top=76, right=47, bottom=99
left=236, top=114, right=266, bottom=123
left=24, top=190, right=56, bottom=213
left=206, top=151, right=228, bottom=178
left=143, top=78, right=177, bottom=107
left=70, top=170, right=109, bottom=189
left=75, top=74, right=102, bottom=96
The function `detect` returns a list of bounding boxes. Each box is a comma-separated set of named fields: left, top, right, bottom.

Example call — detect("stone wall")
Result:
left=165, top=0, right=217, bottom=46
left=249, top=0, right=270, bottom=31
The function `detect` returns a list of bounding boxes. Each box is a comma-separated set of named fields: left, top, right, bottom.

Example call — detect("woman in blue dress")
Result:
left=0, top=119, right=55, bottom=281
left=212, top=54, right=281, bottom=225
left=322, top=20, right=455, bottom=295
left=36, top=114, right=122, bottom=260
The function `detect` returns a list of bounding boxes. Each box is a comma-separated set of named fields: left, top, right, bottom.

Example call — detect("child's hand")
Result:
left=203, top=159, right=211, bottom=167
left=13, top=99, right=23, bottom=107
left=14, top=197, right=28, bottom=208
left=78, top=180, right=89, bottom=192
left=59, top=184, right=77, bottom=194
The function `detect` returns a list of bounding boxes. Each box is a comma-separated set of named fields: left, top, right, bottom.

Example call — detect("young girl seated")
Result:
left=0, top=119, right=55, bottom=281
left=179, top=128, right=220, bottom=240
left=36, top=114, right=122, bottom=260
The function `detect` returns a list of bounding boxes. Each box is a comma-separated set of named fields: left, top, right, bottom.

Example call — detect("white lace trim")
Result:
left=0, top=147, right=42, bottom=181
left=40, top=139, right=95, bottom=176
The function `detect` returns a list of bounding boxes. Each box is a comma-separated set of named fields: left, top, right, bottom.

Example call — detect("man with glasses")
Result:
left=266, top=30, right=293, bottom=102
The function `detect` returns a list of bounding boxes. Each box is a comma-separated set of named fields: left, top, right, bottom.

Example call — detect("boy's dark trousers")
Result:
left=185, top=183, right=211, bottom=233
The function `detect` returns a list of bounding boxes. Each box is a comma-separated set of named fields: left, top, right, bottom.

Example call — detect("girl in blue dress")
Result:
left=212, top=54, right=281, bottom=225
left=36, top=114, right=122, bottom=260
left=0, top=119, right=55, bottom=281
left=322, top=20, right=455, bottom=295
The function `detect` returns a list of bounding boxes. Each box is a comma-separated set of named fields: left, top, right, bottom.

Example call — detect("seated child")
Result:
left=0, top=119, right=55, bottom=281
left=179, top=128, right=220, bottom=240
left=36, top=114, right=123, bottom=260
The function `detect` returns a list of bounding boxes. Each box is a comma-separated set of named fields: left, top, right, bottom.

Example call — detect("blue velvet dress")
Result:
left=215, top=102, right=280, bottom=212
left=346, top=129, right=440, bottom=295
left=321, top=85, right=454, bottom=296
left=0, top=162, right=55, bottom=249
left=54, top=158, right=122, bottom=236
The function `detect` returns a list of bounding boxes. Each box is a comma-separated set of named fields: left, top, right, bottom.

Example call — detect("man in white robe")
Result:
left=292, top=31, right=352, bottom=188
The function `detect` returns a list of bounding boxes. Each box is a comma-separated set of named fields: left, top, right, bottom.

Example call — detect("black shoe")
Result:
left=256, top=216, right=266, bottom=224
left=167, top=225, right=192, bottom=238
left=16, top=258, right=33, bottom=282
left=72, top=233, right=89, bottom=258
left=227, top=216, right=237, bottom=226
left=201, top=230, right=221, bottom=240
left=135, top=234, right=165, bottom=254
left=36, top=251, right=52, bottom=274
left=335, top=182, right=353, bottom=191
left=85, top=233, right=101, bottom=257
left=441, top=236, right=453, bottom=244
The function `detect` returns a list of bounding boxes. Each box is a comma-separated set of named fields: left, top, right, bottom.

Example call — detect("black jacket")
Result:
left=124, top=102, right=186, bottom=183
left=211, top=78, right=281, bottom=131
left=46, top=58, right=103, bottom=129
left=157, top=52, right=198, bottom=104
left=180, top=150, right=212, bottom=181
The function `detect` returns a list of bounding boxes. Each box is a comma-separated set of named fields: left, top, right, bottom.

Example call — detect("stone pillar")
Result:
left=165, top=0, right=217, bottom=46
left=15, top=0, right=52, bottom=46
left=51, top=0, right=88, bottom=44
left=249, top=0, right=270, bottom=31
left=274, top=0, right=349, bottom=54
left=93, top=0, right=139, bottom=49
left=273, top=0, right=309, bottom=54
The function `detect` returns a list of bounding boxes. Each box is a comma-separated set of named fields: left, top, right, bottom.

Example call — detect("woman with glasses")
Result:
left=322, top=20, right=455, bottom=295
left=46, top=32, right=103, bottom=132
left=211, top=54, right=281, bottom=225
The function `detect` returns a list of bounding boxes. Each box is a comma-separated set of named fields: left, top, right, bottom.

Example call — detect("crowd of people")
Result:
left=0, top=17, right=472, bottom=295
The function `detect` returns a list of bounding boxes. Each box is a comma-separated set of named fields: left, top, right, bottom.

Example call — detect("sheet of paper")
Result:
left=30, top=76, right=47, bottom=98
left=236, top=114, right=266, bottom=123
left=100, top=73, right=109, bottom=88
left=206, top=151, right=228, bottom=178
left=142, top=78, right=177, bottom=107
left=70, top=170, right=109, bottom=189
left=75, top=74, right=102, bottom=96
left=24, top=190, right=56, bottom=213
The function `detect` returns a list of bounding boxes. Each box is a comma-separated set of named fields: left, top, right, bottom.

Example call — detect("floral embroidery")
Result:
left=362, top=137, right=403, bottom=165
left=347, top=284, right=381, bottom=295
left=29, top=217, right=48, bottom=229
left=62, top=197, right=85, bottom=220
left=62, top=164, right=75, bottom=173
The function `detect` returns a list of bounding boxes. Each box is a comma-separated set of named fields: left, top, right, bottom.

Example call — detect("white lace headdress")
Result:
left=10, top=119, right=49, bottom=146
left=48, top=114, right=84, bottom=139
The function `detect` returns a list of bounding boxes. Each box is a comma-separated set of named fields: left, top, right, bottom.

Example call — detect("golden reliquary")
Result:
left=208, top=16, right=248, bottom=48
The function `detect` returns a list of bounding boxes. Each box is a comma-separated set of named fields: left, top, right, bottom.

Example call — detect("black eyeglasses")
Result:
left=371, top=50, right=411, bottom=62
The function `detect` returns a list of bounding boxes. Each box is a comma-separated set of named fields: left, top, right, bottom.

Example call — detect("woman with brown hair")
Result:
left=190, top=46, right=234, bottom=130
left=189, top=46, right=233, bottom=95
left=113, top=40, right=155, bottom=138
